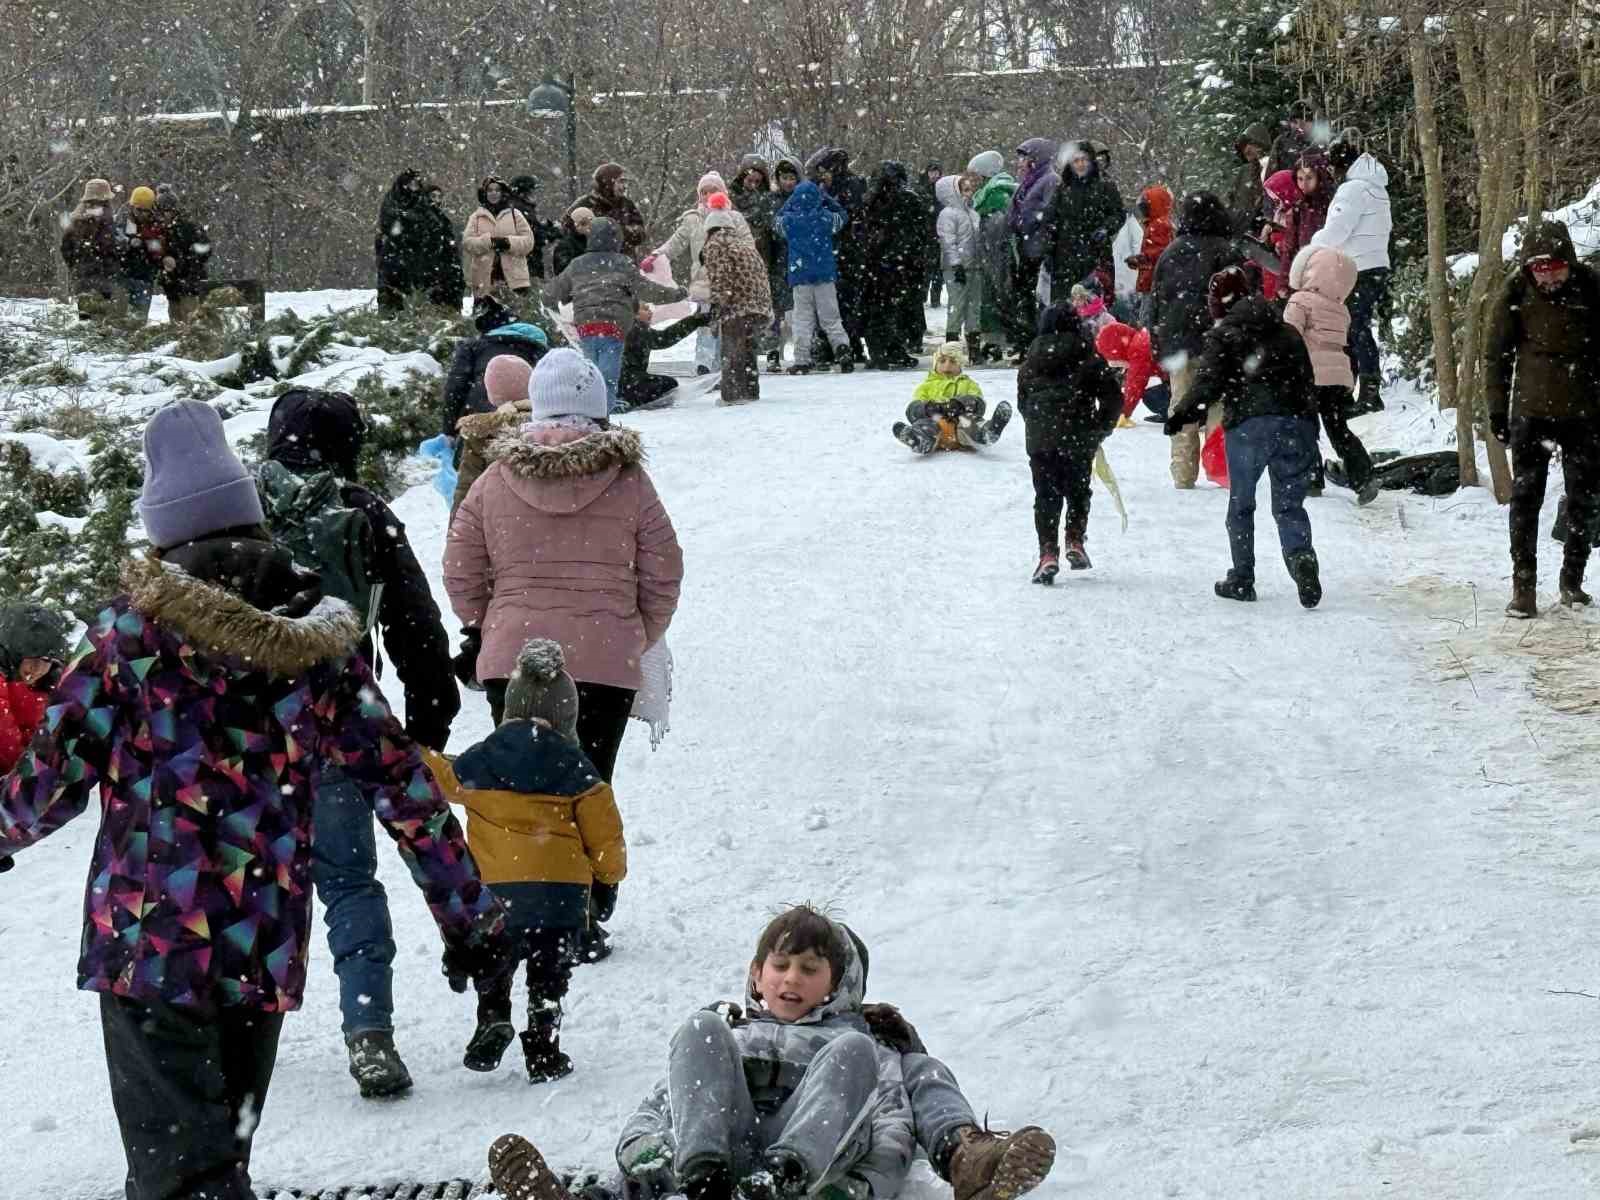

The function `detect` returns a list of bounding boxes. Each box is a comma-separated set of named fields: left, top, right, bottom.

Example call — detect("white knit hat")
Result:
left=529, top=347, right=608, bottom=421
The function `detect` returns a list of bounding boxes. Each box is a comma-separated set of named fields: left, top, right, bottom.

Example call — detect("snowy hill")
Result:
left=4, top=293, right=1600, bottom=1197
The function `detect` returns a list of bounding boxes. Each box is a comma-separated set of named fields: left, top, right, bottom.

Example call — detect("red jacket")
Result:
left=0, top=677, right=47, bottom=774
left=1095, top=322, right=1165, bottom=418
left=1132, top=186, right=1174, bottom=294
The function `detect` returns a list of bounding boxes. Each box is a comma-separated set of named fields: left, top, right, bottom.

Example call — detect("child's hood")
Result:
left=934, top=174, right=967, bottom=210
left=1264, top=170, right=1300, bottom=208
left=452, top=719, right=602, bottom=798
left=784, top=181, right=824, bottom=214
left=1140, top=185, right=1173, bottom=221
left=1287, top=244, right=1356, bottom=302
left=747, top=918, right=869, bottom=1025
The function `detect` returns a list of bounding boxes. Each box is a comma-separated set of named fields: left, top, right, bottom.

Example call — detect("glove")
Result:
left=161, top=256, right=177, bottom=273
left=1162, top=413, right=1188, bottom=437
left=639, top=254, right=658, bottom=272
left=862, top=1002, right=927, bottom=1054
left=591, top=879, right=619, bottom=923
left=953, top=265, right=966, bottom=285
left=452, top=628, right=483, bottom=691
left=1490, top=411, right=1510, bottom=446
left=441, top=915, right=517, bottom=994
left=0, top=855, right=13, bottom=874
left=490, top=236, right=511, bottom=253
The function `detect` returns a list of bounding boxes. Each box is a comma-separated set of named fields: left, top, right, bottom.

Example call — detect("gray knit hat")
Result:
left=139, top=400, right=265, bottom=550
left=501, top=638, right=580, bottom=743
left=966, top=150, right=1004, bottom=179
left=529, top=347, right=608, bottom=422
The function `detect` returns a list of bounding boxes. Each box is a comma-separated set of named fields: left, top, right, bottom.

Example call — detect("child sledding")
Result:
left=892, top=342, right=1011, bottom=454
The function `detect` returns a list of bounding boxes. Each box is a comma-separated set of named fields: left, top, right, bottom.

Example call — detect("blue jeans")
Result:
left=1346, top=267, right=1389, bottom=379
left=1224, top=415, right=1318, bottom=581
left=579, top=335, right=625, bottom=412
left=311, top=774, right=396, bottom=1037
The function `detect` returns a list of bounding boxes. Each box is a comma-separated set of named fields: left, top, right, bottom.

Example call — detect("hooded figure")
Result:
left=861, top=160, right=934, bottom=366
left=1230, top=124, right=1273, bottom=237
left=805, top=148, right=869, bottom=353
left=463, top=175, right=537, bottom=299
left=1129, top=185, right=1174, bottom=296
left=970, top=154, right=1019, bottom=352
left=731, top=154, right=789, bottom=324
left=568, top=164, right=648, bottom=258
left=1045, top=140, right=1123, bottom=294
left=1485, top=219, right=1600, bottom=617
left=547, top=218, right=686, bottom=340
left=60, top=178, right=122, bottom=310
left=1279, top=152, right=1336, bottom=285
left=507, top=174, right=556, bottom=280
left=1008, top=137, right=1061, bottom=263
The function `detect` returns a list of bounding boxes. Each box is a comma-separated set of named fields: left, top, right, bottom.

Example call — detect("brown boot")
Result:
left=1507, top=568, right=1538, bottom=620
left=487, top=1133, right=566, bottom=1200
left=1560, top=548, right=1593, bottom=607
left=948, top=1125, right=1057, bottom=1200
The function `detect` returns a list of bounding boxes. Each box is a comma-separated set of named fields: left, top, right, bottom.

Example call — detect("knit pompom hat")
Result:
left=966, top=150, right=1004, bottom=179
left=484, top=354, right=534, bottom=408
left=932, top=341, right=967, bottom=372
left=501, top=638, right=580, bottom=742
left=697, top=171, right=728, bottom=200
left=529, top=347, right=608, bottom=421
left=140, top=400, right=265, bottom=550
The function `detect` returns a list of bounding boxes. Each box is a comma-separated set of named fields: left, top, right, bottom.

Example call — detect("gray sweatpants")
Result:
left=790, top=282, right=850, bottom=365
left=670, top=1011, right=879, bottom=1184
left=942, top=268, right=982, bottom=340
left=903, top=1053, right=977, bottom=1176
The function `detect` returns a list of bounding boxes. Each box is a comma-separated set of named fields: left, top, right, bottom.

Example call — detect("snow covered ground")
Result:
left=6, top=293, right=1600, bottom=1198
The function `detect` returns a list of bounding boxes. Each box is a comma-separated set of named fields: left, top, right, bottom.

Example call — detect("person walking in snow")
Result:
left=860, top=161, right=933, bottom=368
left=645, top=171, right=731, bottom=375
left=968, top=150, right=1018, bottom=363
left=778, top=179, right=855, bottom=375
left=441, top=317, right=550, bottom=451
left=429, top=638, right=626, bottom=1085
left=1485, top=219, right=1600, bottom=618
left=1149, top=191, right=1244, bottom=488
left=1164, top=267, right=1323, bottom=607
left=892, top=342, right=1012, bottom=455
left=1006, top=138, right=1060, bottom=357
left=375, top=169, right=435, bottom=312
left=701, top=192, right=774, bottom=402
left=0, top=401, right=512, bottom=1199
left=60, top=178, right=123, bottom=319
left=1019, top=301, right=1122, bottom=582
left=464, top=175, right=538, bottom=313
left=936, top=171, right=983, bottom=360
left=1281, top=245, right=1378, bottom=504
left=568, top=163, right=649, bottom=260
left=1311, top=135, right=1392, bottom=414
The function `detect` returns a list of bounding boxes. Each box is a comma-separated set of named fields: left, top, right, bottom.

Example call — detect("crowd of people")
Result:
left=12, top=96, right=1599, bottom=1200
left=60, top=180, right=213, bottom=321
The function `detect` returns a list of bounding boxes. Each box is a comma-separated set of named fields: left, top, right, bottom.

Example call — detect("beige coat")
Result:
left=462, top=207, right=536, bottom=296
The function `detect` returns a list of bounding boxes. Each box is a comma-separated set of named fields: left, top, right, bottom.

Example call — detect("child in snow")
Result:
left=1095, top=320, right=1165, bottom=425
left=426, top=638, right=626, bottom=1084
left=1164, top=266, right=1322, bottom=607
left=1019, top=302, right=1122, bottom=581
left=1124, top=185, right=1174, bottom=326
left=1261, top=170, right=1301, bottom=300
left=1070, top=282, right=1115, bottom=342
left=1281, top=245, right=1378, bottom=505
left=935, top=171, right=983, bottom=359
left=700, top=191, right=775, bottom=404
left=778, top=180, right=855, bottom=375
left=0, top=602, right=70, bottom=777
left=488, top=906, right=914, bottom=1200
left=893, top=342, right=1012, bottom=455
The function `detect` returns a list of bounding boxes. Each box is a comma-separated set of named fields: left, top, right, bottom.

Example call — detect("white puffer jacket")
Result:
left=1310, top=154, right=1392, bottom=272
left=934, top=175, right=979, bottom=268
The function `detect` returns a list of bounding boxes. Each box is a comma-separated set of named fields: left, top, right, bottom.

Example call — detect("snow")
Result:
left=5, top=293, right=1600, bottom=1197
left=0, top=430, right=88, bottom=477
left=1502, top=178, right=1600, bottom=262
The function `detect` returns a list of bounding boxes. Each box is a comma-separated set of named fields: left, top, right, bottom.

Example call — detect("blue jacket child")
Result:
left=779, top=182, right=849, bottom=287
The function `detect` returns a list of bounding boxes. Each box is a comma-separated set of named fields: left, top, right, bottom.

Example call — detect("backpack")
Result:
left=255, top=459, right=383, bottom=631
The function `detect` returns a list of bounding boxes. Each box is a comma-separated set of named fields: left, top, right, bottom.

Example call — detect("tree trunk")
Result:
left=1405, top=11, right=1474, bottom=485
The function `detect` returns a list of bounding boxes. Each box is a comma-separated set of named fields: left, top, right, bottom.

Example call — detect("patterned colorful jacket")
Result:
left=0, top=550, right=502, bottom=1012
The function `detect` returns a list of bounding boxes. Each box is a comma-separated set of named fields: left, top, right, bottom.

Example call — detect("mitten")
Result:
left=640, top=254, right=658, bottom=272
left=1162, top=414, right=1187, bottom=437
left=591, top=879, right=619, bottom=923
left=452, top=628, right=482, bottom=691
left=862, top=1002, right=928, bottom=1055
left=0, top=855, right=13, bottom=874
left=441, top=912, right=516, bottom=994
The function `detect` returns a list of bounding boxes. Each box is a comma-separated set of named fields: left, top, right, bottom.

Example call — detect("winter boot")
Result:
left=487, top=1134, right=567, bottom=1200
left=984, top=342, right=1006, bottom=363
left=522, top=1008, right=573, bottom=1084
left=1063, top=538, right=1091, bottom=571
left=1352, top=373, right=1384, bottom=415
left=894, top=421, right=939, bottom=455
left=966, top=332, right=984, bottom=366
left=1213, top=572, right=1257, bottom=602
left=1560, top=551, right=1593, bottom=608
left=680, top=1161, right=735, bottom=1200
left=1032, top=548, right=1060, bottom=586
left=1552, top=496, right=1570, bottom=543
left=1506, top=568, right=1538, bottom=619
left=786, top=363, right=812, bottom=376
left=577, top=924, right=612, bottom=963
left=836, top=354, right=855, bottom=374
left=463, top=1018, right=517, bottom=1072
left=1355, top=475, right=1382, bottom=507
left=947, top=1124, right=1058, bottom=1200
left=345, top=1030, right=413, bottom=1099
left=1285, top=549, right=1322, bottom=609
left=766, top=350, right=782, bottom=372
left=739, top=1152, right=809, bottom=1200
left=979, top=400, right=1013, bottom=445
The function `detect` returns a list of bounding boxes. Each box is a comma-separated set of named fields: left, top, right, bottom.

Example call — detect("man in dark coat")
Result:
left=508, top=175, right=560, bottom=280
left=1165, top=266, right=1321, bottom=607
left=861, top=161, right=935, bottom=367
left=1485, top=219, right=1600, bottom=617
left=917, top=161, right=945, bottom=307
left=566, top=164, right=647, bottom=259
left=1149, top=191, right=1245, bottom=488
left=1269, top=101, right=1317, bottom=176
left=1045, top=140, right=1124, bottom=297
left=376, top=170, right=436, bottom=312
left=422, top=182, right=465, bottom=310
left=1229, top=124, right=1272, bottom=238
left=153, top=185, right=211, bottom=323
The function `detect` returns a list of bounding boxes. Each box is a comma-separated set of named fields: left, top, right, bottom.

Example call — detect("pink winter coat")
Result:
left=1283, top=245, right=1356, bottom=389
left=443, top=422, right=683, bottom=690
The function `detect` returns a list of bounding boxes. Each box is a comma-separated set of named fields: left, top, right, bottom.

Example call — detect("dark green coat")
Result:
left=1485, top=220, right=1600, bottom=424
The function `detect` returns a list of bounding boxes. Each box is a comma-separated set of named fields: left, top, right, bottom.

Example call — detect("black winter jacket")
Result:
left=621, top=310, right=713, bottom=406
left=1150, top=193, right=1244, bottom=364
left=265, top=389, right=460, bottom=751
left=440, top=328, right=549, bottom=436
left=1017, top=304, right=1122, bottom=456
left=376, top=171, right=439, bottom=295
left=1167, top=297, right=1315, bottom=431
left=1046, top=168, right=1124, bottom=288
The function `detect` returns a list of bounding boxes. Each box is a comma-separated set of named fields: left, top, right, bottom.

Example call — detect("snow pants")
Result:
left=1224, top=414, right=1318, bottom=583
left=943, top=267, right=982, bottom=340
left=791, top=283, right=850, bottom=366
left=476, top=927, right=574, bottom=1033
left=1509, top=414, right=1600, bottom=585
left=1030, top=434, right=1099, bottom=549
left=311, top=771, right=396, bottom=1038
left=668, top=1011, right=879, bottom=1185
left=903, top=1053, right=978, bottom=1179
left=1168, top=363, right=1223, bottom=488
left=101, top=993, right=283, bottom=1200
left=1310, top=385, right=1374, bottom=492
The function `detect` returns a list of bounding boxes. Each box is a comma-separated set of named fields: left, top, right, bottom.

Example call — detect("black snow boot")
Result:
left=1286, top=549, right=1322, bottom=609
left=739, top=1152, right=809, bottom=1200
left=766, top=350, right=782, bottom=372
left=786, top=363, right=812, bottom=376
left=682, top=1161, right=735, bottom=1200
left=463, top=1018, right=517, bottom=1072
left=894, top=421, right=939, bottom=455
left=836, top=354, right=855, bottom=374
left=576, top=924, right=612, bottom=963
left=1560, top=549, right=1592, bottom=608
left=971, top=400, right=1012, bottom=446
left=966, top=332, right=984, bottom=366
left=1351, top=373, right=1384, bottom=415
left=522, top=1019, right=573, bottom=1084
left=1214, top=572, right=1257, bottom=603
left=488, top=1133, right=567, bottom=1200
left=346, top=1030, right=413, bottom=1099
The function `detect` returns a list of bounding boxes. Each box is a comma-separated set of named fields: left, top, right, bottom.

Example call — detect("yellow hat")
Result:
left=129, top=186, right=156, bottom=209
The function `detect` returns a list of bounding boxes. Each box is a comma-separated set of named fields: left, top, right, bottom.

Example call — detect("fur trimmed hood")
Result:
left=457, top=399, right=529, bottom=444
left=123, top=553, right=363, bottom=678
left=489, top=424, right=645, bottom=480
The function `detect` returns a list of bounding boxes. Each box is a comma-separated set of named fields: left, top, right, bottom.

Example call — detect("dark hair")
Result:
left=753, top=905, right=848, bottom=987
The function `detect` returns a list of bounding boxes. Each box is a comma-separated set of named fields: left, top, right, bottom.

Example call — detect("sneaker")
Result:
left=345, top=1030, right=413, bottom=1099
left=487, top=1134, right=567, bottom=1200
left=1063, top=540, right=1091, bottom=571
left=1286, top=549, right=1322, bottom=609
left=521, top=1029, right=574, bottom=1084
left=1032, top=551, right=1060, bottom=586
left=948, top=1125, right=1057, bottom=1200
left=463, top=1019, right=516, bottom=1072
left=1214, top=573, right=1257, bottom=602
left=786, top=364, right=812, bottom=376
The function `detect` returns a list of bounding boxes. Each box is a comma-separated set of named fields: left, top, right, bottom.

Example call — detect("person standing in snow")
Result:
left=423, top=181, right=467, bottom=310
left=152, top=183, right=212, bottom=324
left=568, top=163, right=649, bottom=260
left=778, top=179, right=855, bottom=375
left=1044, top=141, right=1122, bottom=300
left=1281, top=152, right=1335, bottom=287
left=917, top=161, right=945, bottom=308
left=1149, top=191, right=1244, bottom=489
left=375, top=169, right=434, bottom=312
left=968, top=149, right=1018, bottom=363
left=508, top=174, right=559, bottom=281
left=701, top=191, right=775, bottom=402
left=1229, top=124, right=1272, bottom=238
left=60, top=178, right=123, bottom=319
left=1165, top=267, right=1323, bottom=607
left=1125, top=184, right=1174, bottom=328
left=116, top=185, right=164, bottom=321
left=1484, top=219, right=1600, bottom=619
left=464, top=175, right=538, bottom=314
left=644, top=171, right=730, bottom=375
left=860, top=161, right=933, bottom=369
left=0, top=602, right=69, bottom=778
left=1311, top=135, right=1392, bottom=414
left=1006, top=137, right=1060, bottom=358
left=936, top=171, right=983, bottom=360
left=0, top=401, right=512, bottom=1198
left=730, top=155, right=789, bottom=372
left=805, top=147, right=870, bottom=363
left=259, top=387, right=467, bottom=1098
left=1268, top=100, right=1318, bottom=176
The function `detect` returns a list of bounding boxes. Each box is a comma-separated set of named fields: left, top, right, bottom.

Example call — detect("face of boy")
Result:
left=937, top=357, right=961, bottom=377
left=752, top=948, right=834, bottom=1021
left=778, top=172, right=797, bottom=194
left=18, top=657, right=57, bottom=687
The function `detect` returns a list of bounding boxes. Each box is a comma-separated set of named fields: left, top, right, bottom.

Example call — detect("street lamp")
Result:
left=527, top=76, right=578, bottom=206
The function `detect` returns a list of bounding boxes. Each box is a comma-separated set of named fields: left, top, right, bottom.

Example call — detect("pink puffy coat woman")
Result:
left=444, top=348, right=683, bottom=785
